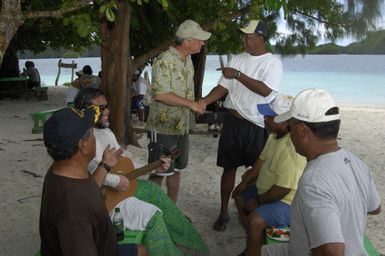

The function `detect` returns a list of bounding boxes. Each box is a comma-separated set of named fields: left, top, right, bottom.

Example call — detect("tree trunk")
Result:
left=100, top=1, right=136, bottom=146
left=0, top=37, right=20, bottom=77
left=0, top=1, right=24, bottom=65
left=191, top=45, right=208, bottom=100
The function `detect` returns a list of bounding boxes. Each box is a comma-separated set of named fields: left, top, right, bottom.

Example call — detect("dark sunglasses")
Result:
left=98, top=104, right=109, bottom=111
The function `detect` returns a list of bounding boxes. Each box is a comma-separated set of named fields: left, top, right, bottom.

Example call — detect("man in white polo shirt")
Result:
left=202, top=20, right=283, bottom=232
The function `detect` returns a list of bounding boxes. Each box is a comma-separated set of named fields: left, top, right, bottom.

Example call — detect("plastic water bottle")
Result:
left=113, top=207, right=124, bottom=241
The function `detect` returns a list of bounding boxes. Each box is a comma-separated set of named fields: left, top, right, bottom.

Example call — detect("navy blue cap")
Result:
left=257, top=94, right=294, bottom=117
left=43, top=107, right=100, bottom=153
left=257, top=103, right=277, bottom=116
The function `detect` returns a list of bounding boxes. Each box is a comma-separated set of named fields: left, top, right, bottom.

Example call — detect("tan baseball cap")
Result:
left=176, top=19, right=212, bottom=40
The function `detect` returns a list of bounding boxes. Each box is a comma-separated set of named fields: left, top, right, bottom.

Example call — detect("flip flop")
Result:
left=184, top=214, right=192, bottom=223
left=237, top=247, right=247, bottom=256
left=212, top=216, right=230, bottom=232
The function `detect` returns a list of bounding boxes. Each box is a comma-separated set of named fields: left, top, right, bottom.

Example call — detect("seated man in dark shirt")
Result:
left=40, top=107, right=146, bottom=256
left=21, top=61, right=41, bottom=90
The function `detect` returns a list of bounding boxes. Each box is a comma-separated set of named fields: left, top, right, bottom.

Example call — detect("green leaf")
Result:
left=110, top=1, right=118, bottom=10
left=106, top=7, right=116, bottom=22
left=99, top=4, right=107, bottom=14
left=78, top=23, right=89, bottom=38
left=161, top=0, right=168, bottom=9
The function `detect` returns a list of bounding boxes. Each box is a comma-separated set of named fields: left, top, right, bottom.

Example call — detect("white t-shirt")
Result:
left=90, top=128, right=160, bottom=230
left=218, top=52, right=282, bottom=127
left=65, top=86, right=79, bottom=104
left=133, top=77, right=149, bottom=96
left=88, top=128, right=140, bottom=187
left=288, top=148, right=380, bottom=256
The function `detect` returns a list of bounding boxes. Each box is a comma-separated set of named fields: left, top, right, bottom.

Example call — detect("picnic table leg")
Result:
left=24, top=79, right=29, bottom=102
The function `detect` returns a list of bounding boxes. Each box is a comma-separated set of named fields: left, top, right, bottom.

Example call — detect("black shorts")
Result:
left=217, top=112, right=268, bottom=169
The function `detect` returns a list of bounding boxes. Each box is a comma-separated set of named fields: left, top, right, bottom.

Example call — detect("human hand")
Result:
left=231, top=182, right=246, bottom=199
left=191, top=100, right=206, bottom=114
left=198, top=99, right=206, bottom=111
left=115, top=175, right=130, bottom=191
left=155, top=155, right=171, bottom=173
left=222, top=67, right=237, bottom=79
left=241, top=166, right=253, bottom=181
left=113, top=148, right=124, bottom=158
left=101, top=144, right=118, bottom=168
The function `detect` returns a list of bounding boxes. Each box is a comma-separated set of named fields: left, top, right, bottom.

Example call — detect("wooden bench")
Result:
left=33, top=86, right=48, bottom=101
left=30, top=107, right=65, bottom=134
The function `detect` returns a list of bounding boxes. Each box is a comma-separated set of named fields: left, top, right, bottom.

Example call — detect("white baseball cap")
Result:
left=176, top=20, right=212, bottom=40
left=274, top=88, right=340, bottom=123
left=257, top=94, right=294, bottom=116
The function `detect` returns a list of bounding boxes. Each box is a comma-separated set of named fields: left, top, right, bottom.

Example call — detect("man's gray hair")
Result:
left=175, top=36, right=186, bottom=46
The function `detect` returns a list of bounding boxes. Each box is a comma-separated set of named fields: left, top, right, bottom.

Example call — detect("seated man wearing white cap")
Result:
left=232, top=94, right=306, bottom=256
left=262, top=88, right=381, bottom=256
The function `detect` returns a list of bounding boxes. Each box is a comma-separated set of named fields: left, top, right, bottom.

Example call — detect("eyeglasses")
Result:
left=98, top=104, right=109, bottom=111
left=240, top=33, right=260, bottom=40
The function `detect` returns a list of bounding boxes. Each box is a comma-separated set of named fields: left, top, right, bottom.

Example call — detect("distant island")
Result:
left=18, top=30, right=385, bottom=59
left=309, top=29, right=385, bottom=54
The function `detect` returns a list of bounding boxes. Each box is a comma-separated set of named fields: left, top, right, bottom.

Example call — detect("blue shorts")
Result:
left=132, top=96, right=148, bottom=110
left=118, top=243, right=138, bottom=256
left=242, top=185, right=290, bottom=227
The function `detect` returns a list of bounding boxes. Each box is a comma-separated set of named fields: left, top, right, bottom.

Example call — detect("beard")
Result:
left=95, top=120, right=109, bottom=129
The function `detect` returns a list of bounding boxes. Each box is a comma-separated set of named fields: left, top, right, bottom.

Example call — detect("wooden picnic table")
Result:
left=0, top=76, right=29, bottom=101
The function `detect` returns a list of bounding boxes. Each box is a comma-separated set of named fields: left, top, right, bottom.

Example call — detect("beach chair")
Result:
left=55, top=59, right=77, bottom=86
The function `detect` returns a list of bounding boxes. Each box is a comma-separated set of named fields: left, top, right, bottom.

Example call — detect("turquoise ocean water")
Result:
left=20, top=54, right=385, bottom=107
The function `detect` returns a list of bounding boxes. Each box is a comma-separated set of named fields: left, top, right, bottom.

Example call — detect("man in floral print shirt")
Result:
left=146, top=20, right=210, bottom=203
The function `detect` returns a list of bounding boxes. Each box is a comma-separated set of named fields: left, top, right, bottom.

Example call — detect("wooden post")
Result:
left=55, top=59, right=62, bottom=86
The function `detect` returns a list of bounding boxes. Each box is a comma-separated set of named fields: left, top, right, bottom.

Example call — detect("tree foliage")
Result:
left=1, top=0, right=383, bottom=65
left=0, top=0, right=384, bottom=145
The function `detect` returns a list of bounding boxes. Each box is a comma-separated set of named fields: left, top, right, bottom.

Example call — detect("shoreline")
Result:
left=0, top=86, right=384, bottom=255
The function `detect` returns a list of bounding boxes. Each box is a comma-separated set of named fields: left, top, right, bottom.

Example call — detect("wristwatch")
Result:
left=98, top=161, right=111, bottom=172
left=234, top=70, right=241, bottom=79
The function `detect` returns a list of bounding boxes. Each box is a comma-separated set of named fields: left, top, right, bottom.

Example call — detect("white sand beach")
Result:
left=0, top=86, right=384, bottom=255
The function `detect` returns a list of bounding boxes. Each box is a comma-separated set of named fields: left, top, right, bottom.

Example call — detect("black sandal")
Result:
left=238, top=247, right=247, bottom=256
left=212, top=216, right=230, bottom=232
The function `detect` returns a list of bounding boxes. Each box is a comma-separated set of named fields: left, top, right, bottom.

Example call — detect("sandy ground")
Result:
left=0, top=86, right=384, bottom=256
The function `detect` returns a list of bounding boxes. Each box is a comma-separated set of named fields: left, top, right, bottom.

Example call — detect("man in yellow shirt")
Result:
left=232, top=94, right=306, bottom=256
